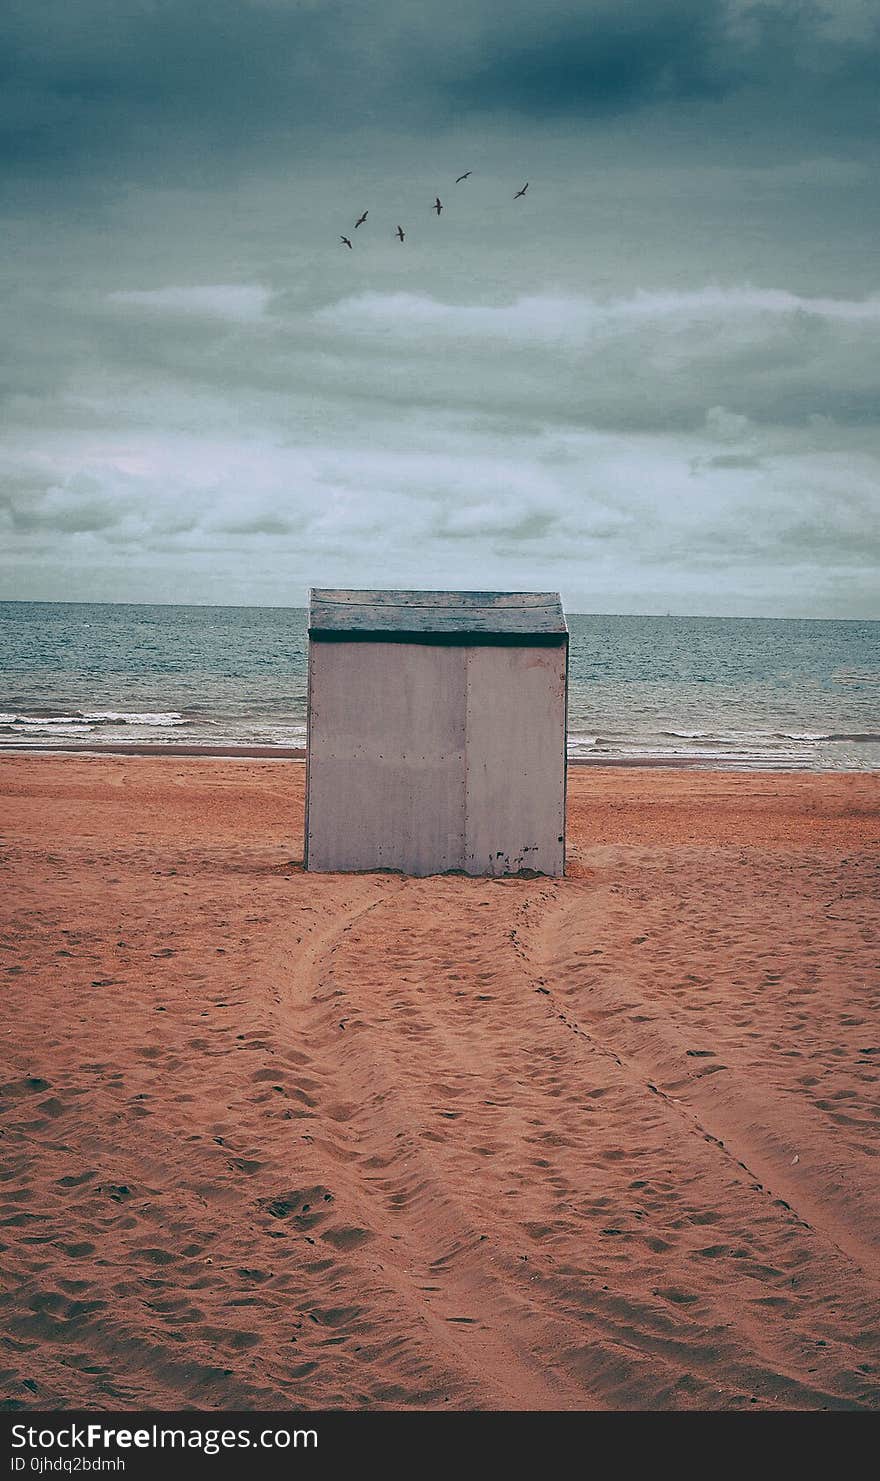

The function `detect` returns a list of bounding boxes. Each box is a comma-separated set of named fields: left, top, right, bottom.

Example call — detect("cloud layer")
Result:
left=4, top=2, right=880, bottom=178
left=1, top=2, right=878, bottom=614
left=2, top=281, right=877, bottom=613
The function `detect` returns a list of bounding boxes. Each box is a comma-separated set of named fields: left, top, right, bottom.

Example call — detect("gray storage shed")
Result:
left=304, top=589, right=568, bottom=877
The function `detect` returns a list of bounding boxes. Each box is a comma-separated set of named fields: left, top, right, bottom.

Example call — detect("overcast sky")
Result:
left=1, top=0, right=878, bottom=615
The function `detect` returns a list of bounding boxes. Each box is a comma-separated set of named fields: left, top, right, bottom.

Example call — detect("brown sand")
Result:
left=1, top=756, right=878, bottom=1411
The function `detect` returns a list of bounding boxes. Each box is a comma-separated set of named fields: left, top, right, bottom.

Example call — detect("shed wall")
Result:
left=306, top=638, right=567, bottom=876
left=463, top=644, right=566, bottom=877
left=305, top=640, right=467, bottom=874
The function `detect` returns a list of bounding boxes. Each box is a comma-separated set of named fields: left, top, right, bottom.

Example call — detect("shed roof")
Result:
left=308, top=589, right=568, bottom=644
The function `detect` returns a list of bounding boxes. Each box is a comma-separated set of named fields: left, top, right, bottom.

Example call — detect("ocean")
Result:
left=0, top=601, right=877, bottom=770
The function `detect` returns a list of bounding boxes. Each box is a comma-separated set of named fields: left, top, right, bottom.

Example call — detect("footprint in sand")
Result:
left=259, top=1188, right=334, bottom=1221
left=321, top=1225, right=373, bottom=1251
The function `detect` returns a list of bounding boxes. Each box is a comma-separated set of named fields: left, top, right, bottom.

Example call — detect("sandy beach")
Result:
left=1, top=755, right=878, bottom=1411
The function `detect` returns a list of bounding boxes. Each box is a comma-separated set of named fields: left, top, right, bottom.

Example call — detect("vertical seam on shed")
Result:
left=304, top=636, right=313, bottom=867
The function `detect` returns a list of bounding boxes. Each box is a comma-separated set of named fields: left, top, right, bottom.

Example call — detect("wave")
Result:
left=564, top=725, right=879, bottom=769
left=567, top=728, right=880, bottom=746
left=0, top=708, right=874, bottom=769
left=831, top=669, right=878, bottom=686
left=0, top=710, right=193, bottom=744
left=0, top=710, right=188, bottom=728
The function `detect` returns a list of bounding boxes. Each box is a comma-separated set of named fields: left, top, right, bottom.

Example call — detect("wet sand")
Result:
left=1, top=756, right=878, bottom=1410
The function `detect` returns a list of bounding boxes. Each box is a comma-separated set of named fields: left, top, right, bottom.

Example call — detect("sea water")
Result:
left=1, top=601, right=877, bottom=770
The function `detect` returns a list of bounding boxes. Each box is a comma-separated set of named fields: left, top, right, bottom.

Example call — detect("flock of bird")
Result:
left=339, top=174, right=529, bottom=249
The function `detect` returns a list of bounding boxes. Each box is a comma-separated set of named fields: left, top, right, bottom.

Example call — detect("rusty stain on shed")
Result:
left=305, top=589, right=568, bottom=877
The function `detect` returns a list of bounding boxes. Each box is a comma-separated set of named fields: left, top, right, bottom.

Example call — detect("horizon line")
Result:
left=0, top=596, right=877, bottom=623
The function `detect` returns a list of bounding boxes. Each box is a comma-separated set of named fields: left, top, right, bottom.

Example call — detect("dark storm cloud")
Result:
left=4, top=1, right=880, bottom=185
left=446, top=1, right=880, bottom=162
left=448, top=0, right=740, bottom=115
left=0, top=0, right=373, bottom=177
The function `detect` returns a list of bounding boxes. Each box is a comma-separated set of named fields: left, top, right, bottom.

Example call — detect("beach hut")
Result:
left=304, top=589, right=568, bottom=877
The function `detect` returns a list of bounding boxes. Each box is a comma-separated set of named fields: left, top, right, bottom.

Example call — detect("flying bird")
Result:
left=455, top=171, right=471, bottom=183
left=514, top=182, right=529, bottom=198
left=354, top=211, right=368, bottom=228
left=396, top=225, right=405, bottom=242
left=434, top=196, right=443, bottom=214
left=340, top=235, right=353, bottom=249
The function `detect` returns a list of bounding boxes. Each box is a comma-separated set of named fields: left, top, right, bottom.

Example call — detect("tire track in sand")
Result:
left=520, top=868, right=880, bottom=1289
left=279, top=874, right=592, bottom=1410
left=277, top=874, right=879, bottom=1409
